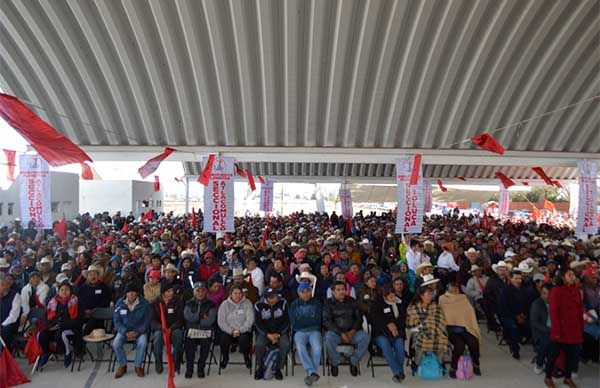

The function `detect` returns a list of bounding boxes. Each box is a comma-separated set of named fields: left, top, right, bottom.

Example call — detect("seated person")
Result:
left=183, top=282, right=217, bottom=378
left=217, top=284, right=255, bottom=370
left=530, top=283, right=552, bottom=375
left=143, top=270, right=162, bottom=303
left=19, top=271, right=49, bottom=327
left=372, top=285, right=407, bottom=383
left=150, top=282, right=184, bottom=373
left=77, top=265, right=111, bottom=335
left=0, top=275, right=21, bottom=350
left=439, top=282, right=482, bottom=378
left=323, top=281, right=370, bottom=377
left=112, top=282, right=150, bottom=378
left=254, top=288, right=290, bottom=380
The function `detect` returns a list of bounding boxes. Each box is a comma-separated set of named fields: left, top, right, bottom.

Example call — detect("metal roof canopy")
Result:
left=1, top=0, right=599, bottom=182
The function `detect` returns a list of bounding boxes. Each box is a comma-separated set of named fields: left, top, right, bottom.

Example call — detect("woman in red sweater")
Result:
left=544, top=269, right=583, bottom=388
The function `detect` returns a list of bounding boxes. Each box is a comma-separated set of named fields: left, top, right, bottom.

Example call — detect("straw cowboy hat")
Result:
left=164, top=263, right=179, bottom=274
left=36, top=256, right=53, bottom=270
left=416, top=262, right=433, bottom=276
left=83, top=264, right=104, bottom=278
left=0, top=258, right=9, bottom=269
left=83, top=328, right=114, bottom=343
left=232, top=268, right=244, bottom=279
left=420, top=274, right=440, bottom=287
left=517, top=261, right=533, bottom=273
left=492, top=260, right=508, bottom=272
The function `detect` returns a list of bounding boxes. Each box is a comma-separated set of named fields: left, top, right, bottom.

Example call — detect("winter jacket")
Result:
left=217, top=297, right=255, bottom=334
left=254, top=297, right=290, bottom=336
left=498, top=284, right=528, bottom=319
left=113, top=296, right=151, bottom=335
left=77, top=282, right=111, bottom=312
left=549, top=284, right=584, bottom=344
left=184, top=297, right=217, bottom=330
left=323, top=296, right=362, bottom=334
left=289, top=297, right=322, bottom=333
left=371, top=297, right=406, bottom=339
left=530, top=297, right=550, bottom=343
left=151, top=298, right=184, bottom=331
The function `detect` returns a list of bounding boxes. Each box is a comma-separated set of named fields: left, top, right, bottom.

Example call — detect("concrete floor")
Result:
left=16, top=328, right=598, bottom=388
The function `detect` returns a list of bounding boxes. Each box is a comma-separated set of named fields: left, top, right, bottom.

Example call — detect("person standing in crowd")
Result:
left=183, top=282, right=216, bottom=378
left=217, top=284, right=255, bottom=370
left=544, top=270, right=584, bottom=388
left=372, top=284, right=407, bottom=383
left=406, top=239, right=423, bottom=272
left=498, top=270, right=530, bottom=359
left=150, top=282, right=184, bottom=374
left=77, top=265, right=112, bottom=335
left=323, top=281, right=369, bottom=377
left=531, top=283, right=552, bottom=375
left=112, top=282, right=150, bottom=378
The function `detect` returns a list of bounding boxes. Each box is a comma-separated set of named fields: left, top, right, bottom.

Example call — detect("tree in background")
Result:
left=488, top=187, right=569, bottom=203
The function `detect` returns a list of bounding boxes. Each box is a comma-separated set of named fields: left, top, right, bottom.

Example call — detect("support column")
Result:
left=184, top=177, right=190, bottom=214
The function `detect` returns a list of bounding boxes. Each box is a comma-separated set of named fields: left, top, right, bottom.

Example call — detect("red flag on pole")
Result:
left=522, top=181, right=529, bottom=186
left=235, top=163, right=246, bottom=178
left=24, top=330, right=43, bottom=365
left=121, top=222, right=129, bottom=233
left=198, top=154, right=215, bottom=186
left=261, top=212, right=270, bottom=246
left=258, top=175, right=265, bottom=185
left=154, top=176, right=160, bottom=192
left=138, top=147, right=175, bottom=179
left=437, top=179, right=447, bottom=192
left=246, top=169, right=256, bottom=191
left=471, top=133, right=505, bottom=155
left=3, top=150, right=16, bottom=181
left=158, top=303, right=176, bottom=388
left=191, top=207, right=198, bottom=229
left=543, top=199, right=556, bottom=214
left=53, top=216, right=67, bottom=241
left=0, top=344, right=30, bottom=387
left=483, top=209, right=490, bottom=229
left=409, top=154, right=422, bottom=186
left=532, top=167, right=554, bottom=186
left=495, top=172, right=516, bottom=189
left=80, top=162, right=93, bottom=180
left=141, top=210, right=153, bottom=222
left=552, top=180, right=563, bottom=188
left=0, top=93, right=92, bottom=167
left=532, top=206, right=541, bottom=223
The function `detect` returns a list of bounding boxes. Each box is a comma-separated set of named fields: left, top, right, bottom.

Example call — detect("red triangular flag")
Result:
left=409, top=154, right=422, bottom=186
left=457, top=176, right=466, bottom=181
left=80, top=162, right=93, bottom=180
left=53, top=216, right=67, bottom=241
left=141, top=210, right=153, bottom=222
left=543, top=199, right=556, bottom=214
left=532, top=206, right=540, bottom=223
left=24, top=330, right=43, bottom=365
left=154, top=176, right=160, bottom=192
left=258, top=175, right=265, bottom=185
left=246, top=169, right=256, bottom=191
left=532, top=167, right=554, bottom=186
left=235, top=163, right=246, bottom=178
left=159, top=303, right=176, bottom=388
left=191, top=207, right=198, bottom=229
left=121, top=222, right=129, bottom=233
left=138, top=147, right=174, bottom=179
left=471, top=133, right=505, bottom=155
left=3, top=150, right=16, bottom=181
left=198, top=154, right=215, bottom=186
left=522, top=181, right=529, bottom=186
left=0, top=346, right=30, bottom=387
left=437, top=179, right=447, bottom=192
left=495, top=172, right=516, bottom=189
left=552, top=180, right=563, bottom=188
left=0, top=93, right=92, bottom=167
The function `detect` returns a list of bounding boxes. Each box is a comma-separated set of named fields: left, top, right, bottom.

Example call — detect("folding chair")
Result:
left=323, top=333, right=361, bottom=376
left=365, top=325, right=390, bottom=378
left=73, top=307, right=115, bottom=372
left=204, top=330, right=219, bottom=376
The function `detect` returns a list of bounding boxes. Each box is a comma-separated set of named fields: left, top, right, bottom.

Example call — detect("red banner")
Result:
left=3, top=149, right=16, bottom=181
left=471, top=133, right=505, bottom=155
left=138, top=147, right=175, bottom=179
left=159, top=303, right=176, bottom=388
left=198, top=154, right=216, bottom=186
left=246, top=169, right=256, bottom=191
left=532, top=167, right=554, bottom=186
left=154, top=176, right=160, bottom=192
left=409, top=154, right=422, bottom=186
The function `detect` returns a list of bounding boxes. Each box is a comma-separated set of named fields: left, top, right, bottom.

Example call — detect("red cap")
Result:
left=96, top=246, right=105, bottom=252
left=149, top=270, right=162, bottom=280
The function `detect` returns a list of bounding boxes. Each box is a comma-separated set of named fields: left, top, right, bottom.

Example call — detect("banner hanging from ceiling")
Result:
left=259, top=179, right=274, bottom=213
left=395, top=156, right=424, bottom=234
left=203, top=156, right=235, bottom=233
left=498, top=186, right=510, bottom=216
left=19, top=154, right=51, bottom=228
left=339, top=185, right=353, bottom=219
left=423, top=179, right=432, bottom=213
left=576, top=159, right=598, bottom=237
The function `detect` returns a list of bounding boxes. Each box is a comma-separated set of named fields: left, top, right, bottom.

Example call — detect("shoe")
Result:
left=63, top=353, right=73, bottom=368
left=244, top=354, right=252, bottom=369
left=473, top=365, right=481, bottom=376
left=274, top=369, right=283, bottom=380
left=534, top=365, right=544, bottom=375
left=135, top=367, right=145, bottom=377
left=563, top=378, right=578, bottom=388
left=310, top=373, right=320, bottom=383
left=449, top=369, right=456, bottom=379
left=114, top=366, right=127, bottom=379
left=155, top=361, right=164, bottom=374
left=350, top=364, right=358, bottom=376
left=220, top=357, right=228, bottom=370
left=511, top=350, right=520, bottom=360
left=392, top=374, right=402, bottom=383
left=330, top=365, right=339, bottom=377
left=254, top=368, right=264, bottom=380
left=197, top=368, right=205, bottom=378
left=544, top=377, right=556, bottom=388
left=38, top=354, right=50, bottom=370
left=304, top=376, right=313, bottom=386
left=185, top=369, right=193, bottom=379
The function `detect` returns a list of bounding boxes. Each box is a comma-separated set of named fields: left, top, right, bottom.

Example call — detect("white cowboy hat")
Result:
left=420, top=274, right=440, bottom=287
left=232, top=268, right=244, bottom=278
left=504, top=251, right=517, bottom=258
left=466, top=247, right=478, bottom=254
left=164, top=263, right=179, bottom=274
left=55, top=273, right=70, bottom=285
left=0, top=258, right=9, bottom=268
left=83, top=264, right=104, bottom=278
left=60, top=263, right=71, bottom=272
left=83, top=328, right=115, bottom=343
left=517, top=262, right=533, bottom=273
left=295, top=272, right=317, bottom=297
left=470, top=264, right=481, bottom=273
left=492, top=260, right=508, bottom=272
left=569, top=260, right=586, bottom=269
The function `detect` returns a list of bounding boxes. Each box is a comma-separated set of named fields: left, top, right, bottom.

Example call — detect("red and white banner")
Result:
left=203, top=156, right=235, bottom=233
left=576, top=160, right=598, bottom=237
left=423, top=179, right=432, bottom=213
left=259, top=180, right=274, bottom=212
left=339, top=186, right=353, bottom=219
left=498, top=186, right=510, bottom=216
left=395, top=157, right=424, bottom=234
left=19, top=154, right=51, bottom=228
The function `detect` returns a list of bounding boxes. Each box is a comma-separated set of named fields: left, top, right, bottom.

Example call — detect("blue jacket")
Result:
left=113, top=296, right=151, bottom=335
left=289, top=297, right=322, bottom=333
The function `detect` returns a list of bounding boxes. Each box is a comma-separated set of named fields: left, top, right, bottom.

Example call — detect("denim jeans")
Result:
left=324, top=330, right=369, bottom=367
left=375, top=336, right=404, bottom=376
left=499, top=317, right=529, bottom=354
left=255, top=332, right=290, bottom=371
left=152, top=329, right=184, bottom=364
left=584, top=322, right=600, bottom=340
left=533, top=334, right=551, bottom=368
left=294, top=331, right=322, bottom=376
left=112, top=332, right=148, bottom=368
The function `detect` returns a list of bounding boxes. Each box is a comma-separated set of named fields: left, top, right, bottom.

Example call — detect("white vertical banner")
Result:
left=498, top=186, right=510, bottom=215
left=423, top=179, right=432, bottom=213
left=395, top=157, right=424, bottom=234
left=576, top=160, right=598, bottom=237
left=568, top=183, right=579, bottom=216
left=203, top=156, right=235, bottom=233
left=19, top=154, right=51, bottom=228
left=259, top=180, right=274, bottom=212
left=339, top=185, right=353, bottom=219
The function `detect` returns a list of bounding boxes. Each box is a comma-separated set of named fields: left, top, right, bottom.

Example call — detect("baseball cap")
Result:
left=297, top=282, right=312, bottom=292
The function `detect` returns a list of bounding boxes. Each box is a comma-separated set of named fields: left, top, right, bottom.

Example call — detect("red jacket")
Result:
left=549, top=284, right=584, bottom=344
left=199, top=262, right=219, bottom=281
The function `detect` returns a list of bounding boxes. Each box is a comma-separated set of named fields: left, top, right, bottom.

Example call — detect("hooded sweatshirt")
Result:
left=217, top=296, right=255, bottom=334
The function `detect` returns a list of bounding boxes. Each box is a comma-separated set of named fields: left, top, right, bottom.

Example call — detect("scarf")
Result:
left=384, top=296, right=401, bottom=318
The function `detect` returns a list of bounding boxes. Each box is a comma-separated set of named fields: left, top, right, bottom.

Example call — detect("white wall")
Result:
left=0, top=172, right=79, bottom=225
left=131, top=180, right=163, bottom=217
left=80, top=180, right=132, bottom=216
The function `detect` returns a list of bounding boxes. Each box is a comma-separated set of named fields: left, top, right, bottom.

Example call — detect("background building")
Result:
left=80, top=180, right=163, bottom=217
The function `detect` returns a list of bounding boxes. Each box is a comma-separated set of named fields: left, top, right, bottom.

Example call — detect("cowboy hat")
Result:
left=232, top=268, right=244, bottom=278
left=83, top=264, right=104, bottom=278
left=83, top=328, right=114, bottom=343
left=517, top=262, right=533, bottom=273
left=164, top=263, right=179, bottom=274
left=569, top=260, right=586, bottom=269
left=470, top=264, right=481, bottom=273
left=420, top=274, right=440, bottom=287
left=0, top=258, right=9, bottom=269
left=242, top=244, right=256, bottom=252
left=492, top=260, right=508, bottom=272
left=295, top=272, right=317, bottom=297
left=466, top=247, right=478, bottom=254
left=504, top=250, right=517, bottom=258
left=416, top=262, right=434, bottom=276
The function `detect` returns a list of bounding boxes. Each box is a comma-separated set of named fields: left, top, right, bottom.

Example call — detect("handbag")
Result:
left=456, top=354, right=474, bottom=380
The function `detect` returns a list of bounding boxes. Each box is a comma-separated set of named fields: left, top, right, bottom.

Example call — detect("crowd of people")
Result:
left=0, top=209, right=598, bottom=387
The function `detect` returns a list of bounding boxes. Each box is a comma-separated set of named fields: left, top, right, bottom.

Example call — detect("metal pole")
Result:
left=184, top=176, right=190, bottom=215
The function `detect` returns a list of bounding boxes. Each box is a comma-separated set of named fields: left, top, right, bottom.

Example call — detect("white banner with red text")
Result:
left=339, top=186, right=353, bottom=219
left=395, top=157, right=424, bottom=234
left=203, top=156, right=235, bottom=233
left=576, top=160, right=598, bottom=237
left=423, top=179, right=432, bottom=213
left=498, top=186, right=510, bottom=216
left=259, top=180, right=274, bottom=213
left=19, top=154, right=51, bottom=228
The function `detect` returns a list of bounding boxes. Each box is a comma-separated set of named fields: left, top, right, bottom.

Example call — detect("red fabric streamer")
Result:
left=409, top=154, right=422, bottom=186
left=457, top=176, right=466, bottom=181
left=154, top=176, right=160, bottom=192
left=471, top=133, right=505, bottom=155
left=191, top=207, right=198, bottom=229
left=532, top=167, right=554, bottom=186
left=3, top=150, right=16, bottom=181
left=522, top=181, right=529, bottom=186
left=138, top=147, right=175, bottom=179
left=0, top=345, right=30, bottom=387
left=53, top=216, right=67, bottom=241
left=532, top=206, right=541, bottom=223
left=24, top=330, right=43, bottom=365
left=552, top=180, right=563, bottom=188
left=159, top=303, right=176, bottom=388
left=261, top=213, right=270, bottom=246
left=198, top=154, right=215, bottom=186
left=246, top=169, right=256, bottom=191
left=437, top=179, right=447, bottom=192
left=235, top=163, right=246, bottom=178
left=483, top=209, right=490, bottom=229
left=141, top=210, right=153, bottom=222
left=121, top=222, right=129, bottom=233
left=258, top=175, right=265, bottom=184
left=80, top=163, right=93, bottom=180
left=495, top=172, right=516, bottom=189
left=0, top=93, right=92, bottom=167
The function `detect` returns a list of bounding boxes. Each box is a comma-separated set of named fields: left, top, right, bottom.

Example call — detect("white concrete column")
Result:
left=184, top=176, right=190, bottom=214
